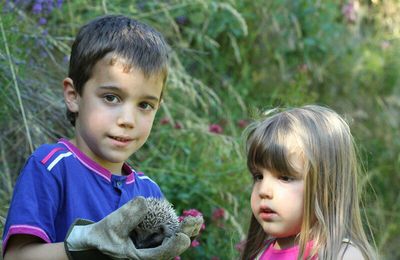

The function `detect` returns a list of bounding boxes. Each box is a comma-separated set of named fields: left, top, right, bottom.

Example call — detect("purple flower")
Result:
left=209, top=124, right=223, bottom=134
left=63, top=55, right=70, bottom=63
left=39, top=17, right=47, bottom=25
left=175, top=15, right=189, bottom=26
left=56, top=0, right=63, bottom=8
left=32, top=3, right=42, bottom=14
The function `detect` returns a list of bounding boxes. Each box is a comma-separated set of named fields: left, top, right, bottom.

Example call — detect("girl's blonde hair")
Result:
left=241, top=105, right=376, bottom=260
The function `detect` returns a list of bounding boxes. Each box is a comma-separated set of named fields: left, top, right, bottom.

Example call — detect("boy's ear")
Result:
left=63, top=77, right=79, bottom=112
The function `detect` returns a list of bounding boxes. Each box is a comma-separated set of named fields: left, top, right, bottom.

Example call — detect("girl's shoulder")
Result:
left=339, top=239, right=365, bottom=260
left=254, top=239, right=275, bottom=260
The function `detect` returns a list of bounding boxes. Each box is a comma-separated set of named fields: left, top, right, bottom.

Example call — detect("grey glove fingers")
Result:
left=104, top=196, right=148, bottom=236
left=179, top=216, right=204, bottom=238
left=133, top=233, right=191, bottom=260
left=68, top=249, right=115, bottom=260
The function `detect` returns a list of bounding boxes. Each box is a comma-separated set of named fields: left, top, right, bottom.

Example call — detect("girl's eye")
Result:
left=139, top=102, right=155, bottom=110
left=252, top=173, right=263, bottom=182
left=279, top=175, right=294, bottom=182
left=103, top=94, right=120, bottom=104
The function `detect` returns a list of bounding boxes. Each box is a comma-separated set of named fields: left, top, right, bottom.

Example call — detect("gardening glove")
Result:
left=64, top=196, right=191, bottom=260
left=179, top=215, right=204, bottom=238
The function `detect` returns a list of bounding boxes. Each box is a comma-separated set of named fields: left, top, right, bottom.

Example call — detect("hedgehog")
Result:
left=130, top=197, right=180, bottom=249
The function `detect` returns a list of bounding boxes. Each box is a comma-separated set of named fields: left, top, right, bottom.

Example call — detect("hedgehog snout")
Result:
left=131, top=225, right=169, bottom=249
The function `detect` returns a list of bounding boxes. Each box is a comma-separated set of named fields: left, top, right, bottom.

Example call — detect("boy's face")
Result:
left=64, top=54, right=163, bottom=173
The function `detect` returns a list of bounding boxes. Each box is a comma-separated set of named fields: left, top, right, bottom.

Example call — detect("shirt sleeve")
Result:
left=2, top=154, right=61, bottom=254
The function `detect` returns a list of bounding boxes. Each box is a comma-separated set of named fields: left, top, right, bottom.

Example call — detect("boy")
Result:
left=2, top=15, right=202, bottom=259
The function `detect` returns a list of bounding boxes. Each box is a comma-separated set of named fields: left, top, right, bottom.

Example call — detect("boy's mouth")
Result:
left=109, top=135, right=133, bottom=142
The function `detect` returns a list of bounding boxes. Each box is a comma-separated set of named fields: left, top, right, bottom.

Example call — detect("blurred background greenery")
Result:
left=0, top=0, right=399, bottom=259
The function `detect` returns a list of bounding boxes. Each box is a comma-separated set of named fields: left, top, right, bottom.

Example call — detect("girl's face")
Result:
left=250, top=141, right=305, bottom=249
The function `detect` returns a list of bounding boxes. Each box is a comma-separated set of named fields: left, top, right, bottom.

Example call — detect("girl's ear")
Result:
left=63, top=77, right=79, bottom=112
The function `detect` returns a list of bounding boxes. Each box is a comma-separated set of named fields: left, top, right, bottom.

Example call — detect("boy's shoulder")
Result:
left=29, top=140, right=72, bottom=169
left=134, top=171, right=158, bottom=184
left=31, top=141, right=69, bottom=159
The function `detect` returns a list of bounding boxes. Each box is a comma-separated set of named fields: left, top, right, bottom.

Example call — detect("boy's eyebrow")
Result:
left=98, top=85, right=160, bottom=102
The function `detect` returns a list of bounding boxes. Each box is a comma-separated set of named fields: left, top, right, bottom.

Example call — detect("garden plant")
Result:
left=1, top=0, right=399, bottom=259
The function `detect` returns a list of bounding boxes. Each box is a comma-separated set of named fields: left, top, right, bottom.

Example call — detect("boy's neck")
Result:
left=68, top=138, right=125, bottom=175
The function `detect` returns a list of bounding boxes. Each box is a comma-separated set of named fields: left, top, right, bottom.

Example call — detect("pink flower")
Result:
left=342, top=1, right=359, bottom=23
left=298, top=63, right=308, bottom=73
left=209, top=124, right=223, bottom=134
left=237, top=119, right=249, bottom=128
left=381, top=41, right=391, bottom=50
left=160, top=117, right=170, bottom=125
left=212, top=208, right=225, bottom=221
left=235, top=240, right=246, bottom=252
left=191, top=239, right=200, bottom=247
left=179, top=209, right=206, bottom=231
left=174, top=122, right=183, bottom=129
left=211, top=257, right=220, bottom=260
left=182, top=209, right=203, bottom=217
left=174, top=257, right=181, bottom=260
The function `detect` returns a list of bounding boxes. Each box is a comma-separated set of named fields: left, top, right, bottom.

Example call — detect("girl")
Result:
left=241, top=105, right=377, bottom=260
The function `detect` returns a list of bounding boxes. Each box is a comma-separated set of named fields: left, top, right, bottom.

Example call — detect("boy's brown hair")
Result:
left=67, top=14, right=169, bottom=126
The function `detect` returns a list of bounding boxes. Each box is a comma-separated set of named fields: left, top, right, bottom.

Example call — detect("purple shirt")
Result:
left=2, top=138, right=163, bottom=254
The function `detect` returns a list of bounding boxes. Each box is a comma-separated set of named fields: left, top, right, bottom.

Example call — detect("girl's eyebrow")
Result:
left=98, top=85, right=160, bottom=102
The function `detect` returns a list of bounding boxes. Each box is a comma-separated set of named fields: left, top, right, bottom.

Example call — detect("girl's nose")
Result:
left=259, top=176, right=273, bottom=199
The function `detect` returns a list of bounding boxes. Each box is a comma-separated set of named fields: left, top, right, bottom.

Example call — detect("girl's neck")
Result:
left=274, top=236, right=298, bottom=249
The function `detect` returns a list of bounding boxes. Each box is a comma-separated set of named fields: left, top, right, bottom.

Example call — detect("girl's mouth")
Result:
left=260, top=207, right=276, bottom=214
left=259, top=206, right=277, bottom=220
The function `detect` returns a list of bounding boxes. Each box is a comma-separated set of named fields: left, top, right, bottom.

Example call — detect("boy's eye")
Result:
left=103, top=94, right=120, bottom=103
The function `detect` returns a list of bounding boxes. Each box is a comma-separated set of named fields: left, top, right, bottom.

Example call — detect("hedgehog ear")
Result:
left=159, top=225, right=165, bottom=233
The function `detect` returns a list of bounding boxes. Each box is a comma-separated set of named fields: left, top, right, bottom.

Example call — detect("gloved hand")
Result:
left=64, top=196, right=191, bottom=260
left=179, top=215, right=204, bottom=238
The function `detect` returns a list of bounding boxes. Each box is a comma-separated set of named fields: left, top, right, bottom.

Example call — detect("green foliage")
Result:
left=1, top=0, right=399, bottom=259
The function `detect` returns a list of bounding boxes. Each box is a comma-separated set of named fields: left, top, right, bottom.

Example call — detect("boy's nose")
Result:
left=117, top=106, right=135, bottom=128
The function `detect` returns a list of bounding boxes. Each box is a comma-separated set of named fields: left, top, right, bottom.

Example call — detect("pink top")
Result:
left=257, top=240, right=317, bottom=260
